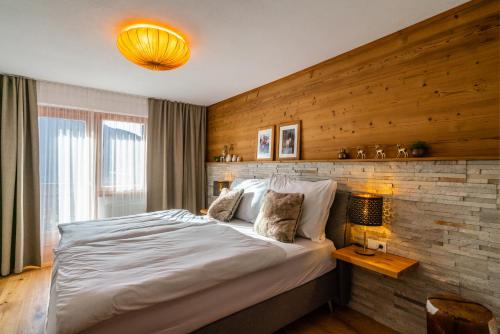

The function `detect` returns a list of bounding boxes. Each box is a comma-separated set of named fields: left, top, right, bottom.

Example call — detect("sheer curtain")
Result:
left=38, top=106, right=146, bottom=263
left=39, top=107, right=94, bottom=262
left=96, top=113, right=146, bottom=219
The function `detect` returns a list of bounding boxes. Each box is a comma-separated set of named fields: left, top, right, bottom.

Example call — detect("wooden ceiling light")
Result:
left=117, top=23, right=190, bottom=71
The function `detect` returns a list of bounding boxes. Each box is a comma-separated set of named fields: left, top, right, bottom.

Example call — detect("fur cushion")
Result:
left=208, top=188, right=244, bottom=221
left=254, top=190, right=305, bottom=243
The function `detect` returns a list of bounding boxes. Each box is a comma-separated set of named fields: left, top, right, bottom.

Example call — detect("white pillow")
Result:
left=230, top=178, right=270, bottom=222
left=269, top=175, right=337, bottom=241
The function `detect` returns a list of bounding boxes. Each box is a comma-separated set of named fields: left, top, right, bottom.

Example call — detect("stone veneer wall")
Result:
left=206, top=160, right=500, bottom=334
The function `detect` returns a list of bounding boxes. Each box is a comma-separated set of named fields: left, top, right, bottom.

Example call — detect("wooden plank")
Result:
left=280, top=306, right=400, bottom=334
left=207, top=0, right=500, bottom=162
left=0, top=268, right=51, bottom=334
left=331, top=245, right=419, bottom=279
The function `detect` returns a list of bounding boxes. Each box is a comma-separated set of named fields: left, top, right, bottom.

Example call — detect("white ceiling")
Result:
left=0, top=0, right=467, bottom=106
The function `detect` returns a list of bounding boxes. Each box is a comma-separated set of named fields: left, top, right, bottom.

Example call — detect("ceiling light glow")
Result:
left=117, top=23, right=190, bottom=71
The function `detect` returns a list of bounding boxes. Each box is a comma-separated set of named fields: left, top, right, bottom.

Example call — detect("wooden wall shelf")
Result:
left=207, top=156, right=497, bottom=164
left=332, top=245, right=418, bottom=279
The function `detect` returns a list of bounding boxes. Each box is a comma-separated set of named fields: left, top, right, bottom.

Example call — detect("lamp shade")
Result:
left=348, top=194, right=383, bottom=226
left=117, top=23, right=190, bottom=71
left=213, top=181, right=231, bottom=196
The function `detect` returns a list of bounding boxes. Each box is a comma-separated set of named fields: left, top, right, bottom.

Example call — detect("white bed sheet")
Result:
left=54, top=220, right=336, bottom=334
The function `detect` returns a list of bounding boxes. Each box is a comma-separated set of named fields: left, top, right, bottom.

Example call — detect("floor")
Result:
left=0, top=267, right=52, bottom=334
left=0, top=267, right=398, bottom=334
left=279, top=306, right=399, bottom=334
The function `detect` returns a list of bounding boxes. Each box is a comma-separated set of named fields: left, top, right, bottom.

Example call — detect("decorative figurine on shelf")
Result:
left=213, top=156, right=220, bottom=162
left=338, top=148, right=348, bottom=159
left=396, top=144, right=408, bottom=158
left=226, top=144, right=234, bottom=163
left=237, top=156, right=242, bottom=162
left=375, top=145, right=386, bottom=159
left=410, top=141, right=429, bottom=157
left=232, top=155, right=237, bottom=162
left=356, top=146, right=366, bottom=159
left=221, top=145, right=228, bottom=162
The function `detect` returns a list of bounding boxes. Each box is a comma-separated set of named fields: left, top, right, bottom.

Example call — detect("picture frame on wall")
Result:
left=278, top=121, right=301, bottom=160
left=256, top=126, right=274, bottom=160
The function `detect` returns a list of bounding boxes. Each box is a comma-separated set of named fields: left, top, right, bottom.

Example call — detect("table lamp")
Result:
left=348, top=193, right=383, bottom=256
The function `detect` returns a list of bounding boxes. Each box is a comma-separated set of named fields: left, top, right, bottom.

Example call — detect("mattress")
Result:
left=52, top=219, right=336, bottom=334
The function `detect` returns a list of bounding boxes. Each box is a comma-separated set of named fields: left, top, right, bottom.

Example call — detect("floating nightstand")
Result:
left=332, top=245, right=418, bottom=279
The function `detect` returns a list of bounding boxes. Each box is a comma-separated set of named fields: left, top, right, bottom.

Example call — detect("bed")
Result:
left=46, top=191, right=351, bottom=334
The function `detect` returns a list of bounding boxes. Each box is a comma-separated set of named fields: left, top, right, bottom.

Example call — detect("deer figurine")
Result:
left=397, top=144, right=408, bottom=158
left=375, top=145, right=386, bottom=159
left=356, top=146, right=366, bottom=159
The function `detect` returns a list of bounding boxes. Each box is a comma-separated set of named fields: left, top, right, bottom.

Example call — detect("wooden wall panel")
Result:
left=207, top=0, right=500, bottom=161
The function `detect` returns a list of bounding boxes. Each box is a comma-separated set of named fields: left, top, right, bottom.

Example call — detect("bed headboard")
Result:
left=325, top=190, right=349, bottom=248
left=325, top=190, right=351, bottom=306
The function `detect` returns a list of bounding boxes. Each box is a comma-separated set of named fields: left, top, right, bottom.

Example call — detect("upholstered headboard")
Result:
left=325, top=190, right=349, bottom=248
left=325, top=190, right=351, bottom=306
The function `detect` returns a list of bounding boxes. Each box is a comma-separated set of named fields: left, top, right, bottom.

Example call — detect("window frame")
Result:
left=38, top=106, right=147, bottom=198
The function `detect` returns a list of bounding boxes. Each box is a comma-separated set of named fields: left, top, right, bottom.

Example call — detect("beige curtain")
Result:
left=0, top=75, right=41, bottom=276
left=147, top=99, right=206, bottom=214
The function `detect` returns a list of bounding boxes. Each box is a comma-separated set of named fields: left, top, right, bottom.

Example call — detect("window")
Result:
left=101, top=120, right=145, bottom=191
left=95, top=113, right=146, bottom=219
left=38, top=106, right=147, bottom=257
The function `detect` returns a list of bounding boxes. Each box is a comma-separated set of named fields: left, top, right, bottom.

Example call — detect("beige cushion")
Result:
left=254, top=190, right=305, bottom=243
left=208, top=188, right=244, bottom=221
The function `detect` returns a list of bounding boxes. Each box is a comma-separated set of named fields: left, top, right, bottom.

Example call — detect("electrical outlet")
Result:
left=367, top=239, right=387, bottom=253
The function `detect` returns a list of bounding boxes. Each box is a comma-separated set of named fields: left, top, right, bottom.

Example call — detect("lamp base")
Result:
left=355, top=247, right=376, bottom=256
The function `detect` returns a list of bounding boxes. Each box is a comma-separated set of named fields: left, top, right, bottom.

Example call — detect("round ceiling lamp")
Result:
left=117, top=23, right=190, bottom=71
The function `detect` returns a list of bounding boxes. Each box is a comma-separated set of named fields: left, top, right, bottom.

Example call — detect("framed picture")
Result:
left=278, top=121, right=301, bottom=160
left=256, top=126, right=274, bottom=160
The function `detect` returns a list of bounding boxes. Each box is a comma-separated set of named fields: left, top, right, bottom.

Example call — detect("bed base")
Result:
left=194, top=262, right=351, bottom=334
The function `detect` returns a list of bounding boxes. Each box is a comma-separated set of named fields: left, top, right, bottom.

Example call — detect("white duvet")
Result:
left=48, top=210, right=287, bottom=334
